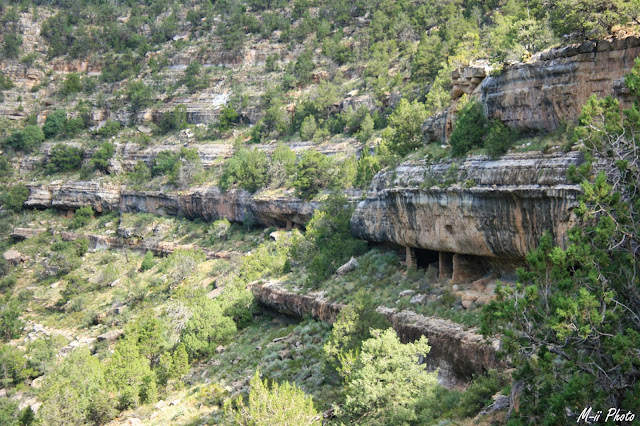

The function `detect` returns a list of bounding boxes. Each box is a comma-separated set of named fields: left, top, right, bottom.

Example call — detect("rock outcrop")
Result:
left=24, top=181, right=332, bottom=228
left=57, top=231, right=239, bottom=259
left=20, top=139, right=361, bottom=174
left=351, top=152, right=583, bottom=262
left=25, top=181, right=121, bottom=213
left=251, top=282, right=502, bottom=381
left=427, top=36, right=640, bottom=141
left=250, top=282, right=346, bottom=324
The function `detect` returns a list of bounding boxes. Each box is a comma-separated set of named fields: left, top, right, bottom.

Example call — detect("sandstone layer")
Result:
left=351, top=152, right=584, bottom=260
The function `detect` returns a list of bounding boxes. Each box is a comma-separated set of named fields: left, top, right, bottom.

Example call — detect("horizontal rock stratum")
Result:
left=251, top=282, right=502, bottom=383
left=425, top=36, right=640, bottom=142
left=351, top=152, right=584, bottom=260
left=24, top=182, right=324, bottom=229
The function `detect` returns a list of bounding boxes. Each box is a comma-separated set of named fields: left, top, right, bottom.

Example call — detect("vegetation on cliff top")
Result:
left=0, top=1, right=639, bottom=425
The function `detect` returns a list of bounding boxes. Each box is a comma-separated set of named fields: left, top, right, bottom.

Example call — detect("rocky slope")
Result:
left=10, top=227, right=238, bottom=260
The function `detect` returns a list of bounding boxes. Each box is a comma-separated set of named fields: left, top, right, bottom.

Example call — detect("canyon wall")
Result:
left=19, top=139, right=359, bottom=174
left=24, top=181, right=323, bottom=229
left=351, top=152, right=584, bottom=260
left=426, top=35, right=640, bottom=142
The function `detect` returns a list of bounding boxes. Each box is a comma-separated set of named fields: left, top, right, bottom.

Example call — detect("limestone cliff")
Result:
left=24, top=181, right=326, bottom=229
left=351, top=152, right=583, bottom=260
left=19, top=139, right=360, bottom=174
left=426, top=35, right=640, bottom=141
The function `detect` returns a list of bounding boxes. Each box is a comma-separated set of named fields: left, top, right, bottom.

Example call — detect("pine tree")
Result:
left=225, top=370, right=320, bottom=425
left=172, top=343, right=189, bottom=381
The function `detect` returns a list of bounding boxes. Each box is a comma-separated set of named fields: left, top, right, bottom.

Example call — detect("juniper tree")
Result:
left=481, top=61, right=640, bottom=422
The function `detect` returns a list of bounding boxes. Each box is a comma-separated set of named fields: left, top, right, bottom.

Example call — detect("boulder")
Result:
left=97, top=329, right=124, bottom=343
left=336, top=257, right=359, bottom=275
left=3, top=249, right=26, bottom=265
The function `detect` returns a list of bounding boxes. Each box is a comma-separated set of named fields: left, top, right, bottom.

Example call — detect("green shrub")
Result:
left=484, top=120, right=516, bottom=158
left=0, top=398, right=20, bottom=426
left=293, top=151, right=332, bottom=200
left=0, top=344, right=29, bottom=388
left=209, top=219, right=231, bottom=243
left=61, top=73, right=82, bottom=96
left=42, top=110, right=67, bottom=139
left=180, top=296, right=236, bottom=359
left=183, top=61, right=207, bottom=92
left=225, top=370, right=320, bottom=425
left=219, top=148, right=269, bottom=193
left=140, top=251, right=155, bottom=272
left=90, top=141, right=115, bottom=172
left=129, top=161, right=151, bottom=186
left=356, top=113, right=375, bottom=142
left=71, top=206, right=93, bottom=229
left=269, top=143, right=297, bottom=188
left=218, top=106, right=239, bottom=132
left=156, top=105, right=187, bottom=134
left=340, top=329, right=438, bottom=424
left=4, top=125, right=45, bottom=153
left=0, top=299, right=24, bottom=342
left=3, top=33, right=21, bottom=59
left=127, top=80, right=153, bottom=112
left=106, top=334, right=157, bottom=410
left=39, top=347, right=114, bottom=425
left=163, top=249, right=206, bottom=286
left=1, top=184, right=29, bottom=212
left=300, top=115, right=317, bottom=140
left=385, top=99, right=428, bottom=157
left=46, top=144, right=84, bottom=174
left=152, top=150, right=180, bottom=178
left=323, top=292, right=390, bottom=376
left=298, top=194, right=367, bottom=287
left=454, top=371, right=504, bottom=417
left=63, top=117, right=85, bottom=137
left=0, top=156, right=11, bottom=177
left=95, top=121, right=121, bottom=139
left=449, top=100, right=488, bottom=157
left=0, top=73, right=13, bottom=90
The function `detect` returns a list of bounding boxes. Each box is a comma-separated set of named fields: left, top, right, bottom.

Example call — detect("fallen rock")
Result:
left=479, top=394, right=510, bottom=415
left=336, top=257, right=358, bottom=275
left=399, top=289, right=416, bottom=298
left=3, top=249, right=26, bottom=265
left=278, top=349, right=291, bottom=360
left=30, top=376, right=45, bottom=389
left=97, top=329, right=124, bottom=343
left=215, top=345, right=225, bottom=354
left=461, top=294, right=476, bottom=309
left=410, top=294, right=426, bottom=304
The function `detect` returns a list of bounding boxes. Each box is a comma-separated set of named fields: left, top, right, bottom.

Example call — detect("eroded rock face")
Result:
left=351, top=152, right=583, bottom=259
left=57, top=231, right=239, bottom=259
left=480, top=37, right=640, bottom=132
left=251, top=282, right=502, bottom=381
left=427, top=36, right=640, bottom=142
left=25, top=181, right=121, bottom=213
left=23, top=140, right=360, bottom=175
left=24, top=182, right=329, bottom=228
